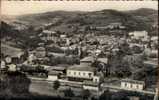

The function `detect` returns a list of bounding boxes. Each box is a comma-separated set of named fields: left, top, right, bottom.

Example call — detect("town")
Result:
left=0, top=4, right=158, bottom=100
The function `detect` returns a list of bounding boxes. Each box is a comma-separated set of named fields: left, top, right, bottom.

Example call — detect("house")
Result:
left=48, top=66, right=67, bottom=75
left=129, top=31, right=148, bottom=40
left=47, top=71, right=58, bottom=81
left=97, top=58, right=108, bottom=64
left=83, top=80, right=100, bottom=91
left=60, top=34, right=67, bottom=38
left=1, top=44, right=24, bottom=64
left=143, top=59, right=158, bottom=68
left=82, top=74, right=102, bottom=91
left=128, top=96, right=140, bottom=100
left=66, top=56, right=103, bottom=82
left=80, top=56, right=95, bottom=64
left=0, top=60, right=6, bottom=70
left=144, top=49, right=158, bottom=58
left=121, top=79, right=145, bottom=91
left=7, top=64, right=17, bottom=72
left=67, top=63, right=95, bottom=82
left=28, top=53, right=37, bottom=65
left=35, top=47, right=46, bottom=59
left=40, top=30, right=56, bottom=41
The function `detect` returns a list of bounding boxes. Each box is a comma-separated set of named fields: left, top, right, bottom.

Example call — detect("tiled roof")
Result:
left=80, top=56, right=94, bottom=62
left=67, top=63, right=95, bottom=72
left=97, top=58, right=108, bottom=64
left=121, top=79, right=145, bottom=84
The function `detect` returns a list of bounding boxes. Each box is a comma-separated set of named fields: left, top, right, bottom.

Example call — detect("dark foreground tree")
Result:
left=63, top=88, right=75, bottom=97
left=53, top=80, right=60, bottom=90
left=99, top=89, right=112, bottom=100
left=82, top=89, right=91, bottom=100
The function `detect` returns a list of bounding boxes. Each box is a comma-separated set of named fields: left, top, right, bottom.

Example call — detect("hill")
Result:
left=1, top=8, right=158, bottom=49
left=2, top=8, right=157, bottom=33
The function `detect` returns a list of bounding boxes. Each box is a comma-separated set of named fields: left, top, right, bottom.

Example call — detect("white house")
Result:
left=7, top=64, right=17, bottom=72
left=28, top=53, right=37, bottom=65
left=121, top=79, right=145, bottom=91
left=47, top=71, right=58, bottom=81
left=67, top=63, right=95, bottom=81
left=83, top=80, right=99, bottom=91
left=1, top=60, right=6, bottom=69
left=129, top=31, right=148, bottom=40
left=41, top=30, right=56, bottom=41
left=67, top=56, right=96, bottom=81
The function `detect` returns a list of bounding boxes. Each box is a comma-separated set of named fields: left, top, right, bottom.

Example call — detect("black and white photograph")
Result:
left=0, top=0, right=158, bottom=100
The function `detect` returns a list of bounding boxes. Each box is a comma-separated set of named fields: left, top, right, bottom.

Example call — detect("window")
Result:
left=74, top=72, right=76, bottom=75
left=130, top=84, right=133, bottom=88
left=83, top=73, right=85, bottom=76
left=79, top=72, right=80, bottom=75
left=125, top=83, right=127, bottom=87
left=88, top=73, right=92, bottom=77
left=69, top=71, right=71, bottom=75
left=136, top=85, right=138, bottom=89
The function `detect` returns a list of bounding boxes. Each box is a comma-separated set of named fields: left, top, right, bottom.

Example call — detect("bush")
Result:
left=53, top=80, right=60, bottom=90
left=63, top=88, right=75, bottom=97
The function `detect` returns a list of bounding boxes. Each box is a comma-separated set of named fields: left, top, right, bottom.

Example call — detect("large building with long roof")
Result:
left=66, top=56, right=101, bottom=83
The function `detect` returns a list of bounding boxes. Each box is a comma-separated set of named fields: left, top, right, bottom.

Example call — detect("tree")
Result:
left=99, top=89, right=112, bottom=100
left=63, top=88, right=75, bottom=97
left=82, top=89, right=91, bottom=100
left=53, top=80, right=60, bottom=90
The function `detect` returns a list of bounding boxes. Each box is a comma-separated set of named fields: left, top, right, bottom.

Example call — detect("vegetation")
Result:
left=53, top=80, right=60, bottom=90
left=0, top=72, right=31, bottom=96
left=63, top=88, right=75, bottom=97
left=82, top=89, right=91, bottom=100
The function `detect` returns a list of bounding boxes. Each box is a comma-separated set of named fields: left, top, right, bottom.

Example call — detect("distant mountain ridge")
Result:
left=1, top=8, right=158, bottom=36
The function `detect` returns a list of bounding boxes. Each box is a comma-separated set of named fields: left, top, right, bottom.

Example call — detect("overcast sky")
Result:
left=1, top=1, right=158, bottom=15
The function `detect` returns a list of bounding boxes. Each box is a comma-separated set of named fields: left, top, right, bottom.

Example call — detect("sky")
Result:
left=1, top=0, right=158, bottom=15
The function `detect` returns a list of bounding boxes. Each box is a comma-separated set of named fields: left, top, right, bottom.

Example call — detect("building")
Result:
left=66, top=56, right=103, bottom=84
left=83, top=80, right=100, bottom=91
left=129, top=96, right=140, bottom=100
left=28, top=53, right=37, bottom=65
left=1, top=44, right=24, bottom=64
left=121, top=79, right=145, bottom=91
left=67, top=63, right=95, bottom=82
left=144, top=49, right=158, bottom=58
left=35, top=47, right=46, bottom=59
left=47, top=71, right=58, bottom=81
left=80, top=56, right=95, bottom=64
left=7, top=64, right=17, bottom=72
left=129, top=31, right=148, bottom=40
left=0, top=60, right=6, bottom=70
left=143, top=59, right=158, bottom=68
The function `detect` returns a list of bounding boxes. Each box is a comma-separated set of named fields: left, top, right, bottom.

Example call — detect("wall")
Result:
left=47, top=75, right=58, bottom=81
left=121, top=82, right=144, bottom=91
left=83, top=85, right=99, bottom=91
left=93, top=76, right=100, bottom=83
left=67, top=70, right=94, bottom=79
